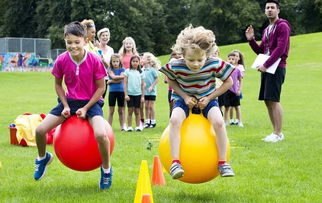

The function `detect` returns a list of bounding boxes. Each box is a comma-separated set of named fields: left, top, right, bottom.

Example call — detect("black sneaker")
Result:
left=144, top=123, right=151, bottom=128
left=150, top=123, right=156, bottom=128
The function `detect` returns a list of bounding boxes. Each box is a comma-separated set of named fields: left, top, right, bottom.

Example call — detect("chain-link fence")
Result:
left=0, top=37, right=51, bottom=58
left=51, top=49, right=66, bottom=60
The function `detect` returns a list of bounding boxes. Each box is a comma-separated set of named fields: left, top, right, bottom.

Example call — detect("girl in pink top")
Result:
left=34, top=21, right=113, bottom=190
left=118, top=37, right=138, bottom=69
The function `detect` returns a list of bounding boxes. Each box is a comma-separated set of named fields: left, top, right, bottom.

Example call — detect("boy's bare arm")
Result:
left=198, top=77, right=233, bottom=109
left=209, top=76, right=233, bottom=100
left=77, top=78, right=105, bottom=118
left=168, top=79, right=197, bottom=108
left=55, top=78, right=67, bottom=106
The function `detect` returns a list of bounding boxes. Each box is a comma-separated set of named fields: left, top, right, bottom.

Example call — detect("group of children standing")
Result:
left=105, top=37, right=160, bottom=132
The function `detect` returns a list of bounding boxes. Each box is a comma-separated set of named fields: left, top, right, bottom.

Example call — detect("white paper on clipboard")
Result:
left=251, top=54, right=281, bottom=74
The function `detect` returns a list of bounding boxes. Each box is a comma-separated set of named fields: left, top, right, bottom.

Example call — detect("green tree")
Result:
left=0, top=0, right=39, bottom=37
left=189, top=0, right=264, bottom=45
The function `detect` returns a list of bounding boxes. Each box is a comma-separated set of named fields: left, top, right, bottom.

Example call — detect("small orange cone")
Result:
left=152, top=155, right=166, bottom=186
left=141, top=194, right=151, bottom=203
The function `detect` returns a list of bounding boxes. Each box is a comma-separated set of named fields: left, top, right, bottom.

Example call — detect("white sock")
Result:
left=151, top=119, right=156, bottom=124
left=235, top=119, right=239, bottom=123
left=37, top=155, right=46, bottom=161
left=145, top=119, right=151, bottom=124
left=230, top=119, right=234, bottom=123
left=102, top=166, right=111, bottom=174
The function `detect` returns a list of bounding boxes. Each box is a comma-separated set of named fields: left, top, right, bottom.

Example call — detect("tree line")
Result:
left=0, top=0, right=321, bottom=56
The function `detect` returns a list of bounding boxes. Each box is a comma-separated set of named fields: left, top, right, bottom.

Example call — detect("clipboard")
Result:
left=251, top=54, right=281, bottom=74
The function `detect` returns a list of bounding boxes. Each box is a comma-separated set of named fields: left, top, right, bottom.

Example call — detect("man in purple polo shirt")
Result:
left=245, top=0, right=291, bottom=142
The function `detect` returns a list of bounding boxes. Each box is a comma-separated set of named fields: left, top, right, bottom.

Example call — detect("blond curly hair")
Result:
left=172, top=25, right=216, bottom=58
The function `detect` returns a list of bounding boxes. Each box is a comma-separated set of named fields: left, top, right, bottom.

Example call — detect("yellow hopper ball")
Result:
left=159, top=112, right=230, bottom=184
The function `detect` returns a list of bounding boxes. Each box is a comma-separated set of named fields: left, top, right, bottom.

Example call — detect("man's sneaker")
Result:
left=34, top=152, right=53, bottom=181
left=218, top=163, right=235, bottom=177
left=126, top=127, right=133, bottom=132
left=99, top=167, right=112, bottom=190
left=262, top=133, right=284, bottom=142
left=169, top=162, right=184, bottom=179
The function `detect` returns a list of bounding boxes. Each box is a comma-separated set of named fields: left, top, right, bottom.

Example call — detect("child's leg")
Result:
left=207, top=107, right=228, bottom=161
left=88, top=116, right=110, bottom=169
left=35, top=114, right=65, bottom=157
left=127, top=107, right=134, bottom=127
left=236, top=106, right=241, bottom=122
left=150, top=100, right=155, bottom=120
left=140, top=101, right=144, bottom=125
left=169, top=107, right=186, bottom=160
left=224, top=106, right=230, bottom=124
left=144, top=100, right=150, bottom=121
left=229, top=107, right=234, bottom=122
left=108, top=106, right=115, bottom=125
left=118, top=107, right=125, bottom=130
left=134, top=107, right=141, bottom=127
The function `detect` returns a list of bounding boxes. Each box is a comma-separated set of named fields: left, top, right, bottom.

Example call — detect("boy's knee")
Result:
left=35, top=125, right=47, bottom=136
left=95, top=131, right=110, bottom=143
left=170, top=116, right=183, bottom=127
left=211, top=119, right=225, bottom=129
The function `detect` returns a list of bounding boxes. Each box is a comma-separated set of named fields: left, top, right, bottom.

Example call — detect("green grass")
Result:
left=1, top=32, right=322, bottom=202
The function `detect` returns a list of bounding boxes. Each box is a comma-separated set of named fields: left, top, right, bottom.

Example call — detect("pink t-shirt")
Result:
left=122, top=53, right=134, bottom=69
left=52, top=51, right=107, bottom=100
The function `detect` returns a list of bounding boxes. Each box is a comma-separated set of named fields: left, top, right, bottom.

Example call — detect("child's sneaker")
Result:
left=126, top=127, right=133, bottom=132
left=135, top=126, right=142, bottom=132
left=218, top=163, right=235, bottom=177
left=144, top=122, right=151, bottom=128
left=150, top=123, right=156, bottom=128
left=237, top=122, right=244, bottom=127
left=169, top=162, right=184, bottom=179
left=99, top=167, right=112, bottom=190
left=34, top=152, right=53, bottom=180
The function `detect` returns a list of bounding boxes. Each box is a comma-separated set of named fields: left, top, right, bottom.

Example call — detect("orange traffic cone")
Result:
left=141, top=194, right=151, bottom=203
left=152, top=155, right=166, bottom=186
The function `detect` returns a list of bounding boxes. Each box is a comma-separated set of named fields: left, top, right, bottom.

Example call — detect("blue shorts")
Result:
left=172, top=98, right=219, bottom=118
left=49, top=98, right=104, bottom=118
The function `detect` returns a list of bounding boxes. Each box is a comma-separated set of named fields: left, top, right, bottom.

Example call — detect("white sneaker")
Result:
left=126, top=127, right=133, bottom=132
left=135, top=126, right=143, bottom=132
left=262, top=133, right=284, bottom=142
left=237, top=122, right=244, bottom=127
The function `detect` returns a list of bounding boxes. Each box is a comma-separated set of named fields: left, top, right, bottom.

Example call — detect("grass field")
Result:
left=0, top=32, right=321, bottom=202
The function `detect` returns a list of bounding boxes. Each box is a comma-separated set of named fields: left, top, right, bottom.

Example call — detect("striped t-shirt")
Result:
left=159, top=57, right=234, bottom=100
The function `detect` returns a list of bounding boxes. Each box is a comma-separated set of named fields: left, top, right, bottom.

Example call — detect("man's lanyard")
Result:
left=265, top=24, right=277, bottom=55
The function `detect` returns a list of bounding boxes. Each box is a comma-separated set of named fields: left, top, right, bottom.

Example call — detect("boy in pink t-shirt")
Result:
left=33, top=21, right=113, bottom=190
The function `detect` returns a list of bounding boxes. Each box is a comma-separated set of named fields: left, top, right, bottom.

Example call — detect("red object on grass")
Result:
left=53, top=116, right=115, bottom=171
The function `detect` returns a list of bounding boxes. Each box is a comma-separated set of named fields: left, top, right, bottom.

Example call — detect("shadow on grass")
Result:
left=158, top=186, right=241, bottom=202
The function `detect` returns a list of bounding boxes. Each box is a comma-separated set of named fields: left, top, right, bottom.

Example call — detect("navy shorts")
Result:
left=224, top=90, right=240, bottom=107
left=50, top=98, right=104, bottom=117
left=108, top=92, right=125, bottom=107
left=144, top=95, right=156, bottom=101
left=259, top=67, right=286, bottom=102
left=172, top=98, right=219, bottom=118
left=127, top=95, right=141, bottom=108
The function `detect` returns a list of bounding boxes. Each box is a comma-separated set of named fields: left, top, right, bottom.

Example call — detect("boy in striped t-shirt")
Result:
left=159, top=25, right=235, bottom=179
